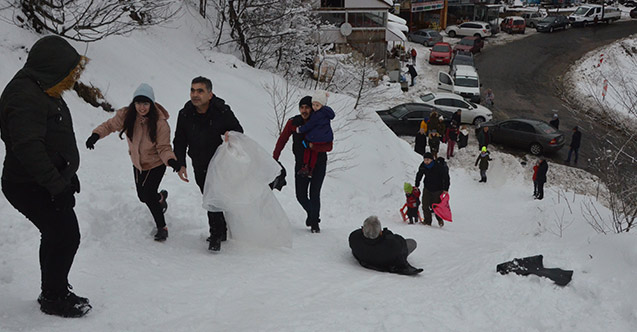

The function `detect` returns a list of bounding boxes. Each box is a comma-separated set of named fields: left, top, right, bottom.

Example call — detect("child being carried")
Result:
left=296, top=90, right=335, bottom=177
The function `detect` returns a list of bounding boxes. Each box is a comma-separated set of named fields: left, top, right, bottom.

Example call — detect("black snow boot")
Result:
left=39, top=292, right=92, bottom=318
left=154, top=227, right=168, bottom=242
left=208, top=235, right=221, bottom=251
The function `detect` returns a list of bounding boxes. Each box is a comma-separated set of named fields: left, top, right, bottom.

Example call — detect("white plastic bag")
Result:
left=203, top=132, right=292, bottom=248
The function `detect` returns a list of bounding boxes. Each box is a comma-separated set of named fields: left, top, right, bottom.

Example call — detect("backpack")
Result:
left=436, top=157, right=449, bottom=174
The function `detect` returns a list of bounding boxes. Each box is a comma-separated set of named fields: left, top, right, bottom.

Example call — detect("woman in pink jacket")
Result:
left=85, top=83, right=179, bottom=242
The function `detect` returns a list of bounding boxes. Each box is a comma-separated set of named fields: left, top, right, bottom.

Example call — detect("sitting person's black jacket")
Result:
left=349, top=227, right=410, bottom=274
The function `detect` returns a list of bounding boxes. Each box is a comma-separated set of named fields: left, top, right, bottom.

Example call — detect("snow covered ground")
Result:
left=1, top=3, right=637, bottom=332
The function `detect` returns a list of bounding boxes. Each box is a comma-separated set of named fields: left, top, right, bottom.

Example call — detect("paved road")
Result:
left=476, top=20, right=637, bottom=174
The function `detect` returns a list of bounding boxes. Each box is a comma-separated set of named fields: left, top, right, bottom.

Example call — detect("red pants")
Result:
left=304, top=141, right=333, bottom=170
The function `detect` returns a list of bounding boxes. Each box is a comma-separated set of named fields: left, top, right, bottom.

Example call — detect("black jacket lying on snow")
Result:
left=0, top=36, right=81, bottom=196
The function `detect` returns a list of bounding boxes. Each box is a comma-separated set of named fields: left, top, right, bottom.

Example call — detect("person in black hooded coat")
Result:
left=0, top=36, right=91, bottom=317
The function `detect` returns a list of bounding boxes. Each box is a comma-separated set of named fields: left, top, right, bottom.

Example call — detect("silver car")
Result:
left=408, top=29, right=443, bottom=46
left=521, top=12, right=544, bottom=28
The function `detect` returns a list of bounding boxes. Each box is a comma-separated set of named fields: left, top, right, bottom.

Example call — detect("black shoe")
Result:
left=208, top=236, right=221, bottom=251
left=159, top=190, right=168, bottom=213
left=39, top=286, right=89, bottom=305
left=305, top=217, right=311, bottom=227
left=154, top=227, right=168, bottom=242
left=310, top=223, right=320, bottom=233
left=39, top=292, right=92, bottom=318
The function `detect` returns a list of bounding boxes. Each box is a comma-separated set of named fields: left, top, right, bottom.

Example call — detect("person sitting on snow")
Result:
left=296, top=90, right=335, bottom=177
left=404, top=183, right=421, bottom=224
left=349, top=216, right=423, bottom=275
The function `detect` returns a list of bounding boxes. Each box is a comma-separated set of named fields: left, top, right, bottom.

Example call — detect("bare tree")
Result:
left=8, top=0, right=179, bottom=42
left=263, top=76, right=299, bottom=137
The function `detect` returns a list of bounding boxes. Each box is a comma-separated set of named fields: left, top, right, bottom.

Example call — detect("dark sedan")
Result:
left=536, top=16, right=569, bottom=33
left=376, top=103, right=452, bottom=136
left=453, top=36, right=484, bottom=54
left=476, top=118, right=565, bottom=155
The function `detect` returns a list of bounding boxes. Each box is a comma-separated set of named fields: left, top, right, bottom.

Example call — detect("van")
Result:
left=568, top=4, right=621, bottom=26
left=438, top=65, right=481, bottom=103
left=500, top=16, right=526, bottom=34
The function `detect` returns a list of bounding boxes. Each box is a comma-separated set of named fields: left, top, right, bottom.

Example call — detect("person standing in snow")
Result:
left=0, top=36, right=92, bottom=317
left=410, top=48, right=417, bottom=64
left=477, top=126, right=492, bottom=150
left=535, top=158, right=548, bottom=200
left=452, top=109, right=462, bottom=126
left=172, top=76, right=243, bottom=251
left=295, top=90, right=334, bottom=179
left=549, top=113, right=559, bottom=130
left=86, top=83, right=178, bottom=242
left=565, top=126, right=581, bottom=165
left=428, top=130, right=441, bottom=159
left=415, top=152, right=450, bottom=227
left=532, top=159, right=540, bottom=198
left=404, top=183, right=421, bottom=224
left=484, top=88, right=495, bottom=107
left=407, top=64, right=417, bottom=87
left=273, top=96, right=327, bottom=233
left=348, top=216, right=422, bottom=275
left=474, top=146, right=493, bottom=183
left=445, top=121, right=459, bottom=159
left=458, top=125, right=469, bottom=149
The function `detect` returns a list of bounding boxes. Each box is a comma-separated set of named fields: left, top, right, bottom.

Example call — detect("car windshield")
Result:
left=432, top=45, right=450, bottom=52
left=573, top=7, right=589, bottom=15
left=459, top=39, right=473, bottom=46
left=453, top=56, right=474, bottom=66
left=420, top=93, right=435, bottom=102
left=389, top=105, right=409, bottom=118
left=541, top=17, right=556, bottom=23
left=536, top=122, right=557, bottom=134
left=455, top=77, right=479, bottom=88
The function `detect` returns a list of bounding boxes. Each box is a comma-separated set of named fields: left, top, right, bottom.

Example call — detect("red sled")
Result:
left=400, top=204, right=423, bottom=223
left=432, top=192, right=453, bottom=222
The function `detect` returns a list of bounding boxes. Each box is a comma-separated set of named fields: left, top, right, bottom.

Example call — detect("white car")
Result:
left=438, top=65, right=481, bottom=103
left=445, top=21, right=492, bottom=39
left=415, top=91, right=493, bottom=125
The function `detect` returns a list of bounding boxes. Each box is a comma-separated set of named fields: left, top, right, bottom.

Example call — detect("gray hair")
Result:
left=363, top=216, right=382, bottom=239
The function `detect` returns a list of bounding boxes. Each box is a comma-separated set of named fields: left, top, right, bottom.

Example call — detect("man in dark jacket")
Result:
left=565, top=126, right=581, bottom=164
left=172, top=76, right=243, bottom=251
left=407, top=64, right=417, bottom=86
left=415, top=152, right=450, bottom=227
left=477, top=126, right=492, bottom=149
left=535, top=158, right=549, bottom=200
left=349, top=216, right=422, bottom=275
left=549, top=113, right=559, bottom=130
left=0, top=36, right=91, bottom=317
left=272, top=96, right=327, bottom=233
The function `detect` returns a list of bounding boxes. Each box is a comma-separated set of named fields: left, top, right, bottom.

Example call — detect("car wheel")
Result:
left=529, top=22, right=535, bottom=28
left=473, top=116, right=486, bottom=126
left=530, top=143, right=543, bottom=156
left=474, top=33, right=482, bottom=39
left=448, top=31, right=456, bottom=38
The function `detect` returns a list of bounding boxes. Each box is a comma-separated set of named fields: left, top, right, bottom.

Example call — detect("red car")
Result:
left=429, top=42, right=452, bottom=65
left=452, top=36, right=484, bottom=54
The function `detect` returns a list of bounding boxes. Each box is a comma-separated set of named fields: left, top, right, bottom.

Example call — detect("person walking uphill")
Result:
left=172, top=76, right=243, bottom=251
left=296, top=90, right=334, bottom=178
left=273, top=96, right=328, bottom=233
left=475, top=146, right=493, bottom=183
left=0, top=36, right=92, bottom=317
left=565, top=126, right=581, bottom=164
left=415, top=152, right=450, bottom=227
left=86, top=83, right=178, bottom=242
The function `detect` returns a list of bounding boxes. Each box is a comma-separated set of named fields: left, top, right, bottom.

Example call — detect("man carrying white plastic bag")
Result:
left=203, top=132, right=292, bottom=249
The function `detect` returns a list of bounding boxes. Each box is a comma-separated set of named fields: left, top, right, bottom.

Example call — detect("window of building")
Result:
left=348, top=12, right=386, bottom=28
left=321, top=0, right=344, bottom=7
left=319, top=12, right=346, bottom=26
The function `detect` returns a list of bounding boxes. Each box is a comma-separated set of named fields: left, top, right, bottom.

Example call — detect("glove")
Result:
left=167, top=159, right=180, bottom=172
left=291, top=116, right=304, bottom=127
left=51, top=187, right=76, bottom=211
left=85, top=133, right=99, bottom=150
left=70, top=174, right=80, bottom=194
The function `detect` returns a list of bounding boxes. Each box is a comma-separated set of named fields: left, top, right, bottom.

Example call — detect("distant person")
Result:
left=458, top=125, right=469, bottom=149
left=86, top=83, right=178, bottom=242
left=452, top=109, right=462, bottom=125
left=477, top=126, right=492, bottom=149
left=0, top=36, right=92, bottom=317
left=349, top=216, right=423, bottom=275
left=427, top=112, right=440, bottom=135
left=410, top=48, right=417, bottom=64
left=407, top=64, right=418, bottom=87
left=296, top=90, right=334, bottom=178
left=415, top=152, right=450, bottom=227
left=172, top=76, right=244, bottom=251
left=428, top=130, right=441, bottom=159
left=445, top=121, right=459, bottom=159
left=535, top=158, right=549, bottom=200
left=484, top=88, right=495, bottom=107
left=437, top=115, right=447, bottom=143
left=475, top=146, right=493, bottom=183
left=532, top=159, right=540, bottom=198
left=273, top=96, right=328, bottom=233
left=403, top=183, right=421, bottom=224
left=415, top=127, right=427, bottom=156
left=549, top=113, right=560, bottom=130
left=565, top=126, right=581, bottom=164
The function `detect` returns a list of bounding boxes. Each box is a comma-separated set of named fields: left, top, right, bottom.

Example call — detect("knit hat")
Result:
left=404, top=182, right=413, bottom=194
left=133, top=83, right=155, bottom=103
left=312, top=90, right=328, bottom=106
left=423, top=152, right=433, bottom=160
left=299, top=96, right=312, bottom=109
left=553, top=113, right=558, bottom=119
left=481, top=146, right=487, bottom=152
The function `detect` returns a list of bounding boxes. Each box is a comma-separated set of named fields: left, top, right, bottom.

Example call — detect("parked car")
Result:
left=438, top=65, right=481, bottom=103
left=408, top=29, right=443, bottom=46
left=445, top=21, right=492, bottom=39
left=625, top=0, right=637, bottom=7
left=453, top=36, right=484, bottom=54
left=500, top=16, right=526, bottom=34
left=630, top=7, right=637, bottom=18
left=376, top=103, right=452, bottom=136
left=450, top=51, right=475, bottom=68
left=429, top=42, right=453, bottom=65
left=476, top=119, right=565, bottom=155
left=521, top=12, right=544, bottom=28
left=416, top=91, right=493, bottom=125
left=536, top=15, right=570, bottom=32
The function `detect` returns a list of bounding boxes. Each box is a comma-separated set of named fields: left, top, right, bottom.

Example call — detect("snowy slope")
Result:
left=1, top=4, right=637, bottom=332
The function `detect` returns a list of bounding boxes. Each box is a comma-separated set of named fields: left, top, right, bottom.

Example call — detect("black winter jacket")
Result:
left=349, top=228, right=409, bottom=273
left=0, top=36, right=81, bottom=195
left=173, top=97, right=243, bottom=171
left=537, top=160, right=548, bottom=184
left=414, top=132, right=427, bottom=156
left=415, top=160, right=450, bottom=192
left=570, top=130, right=581, bottom=149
